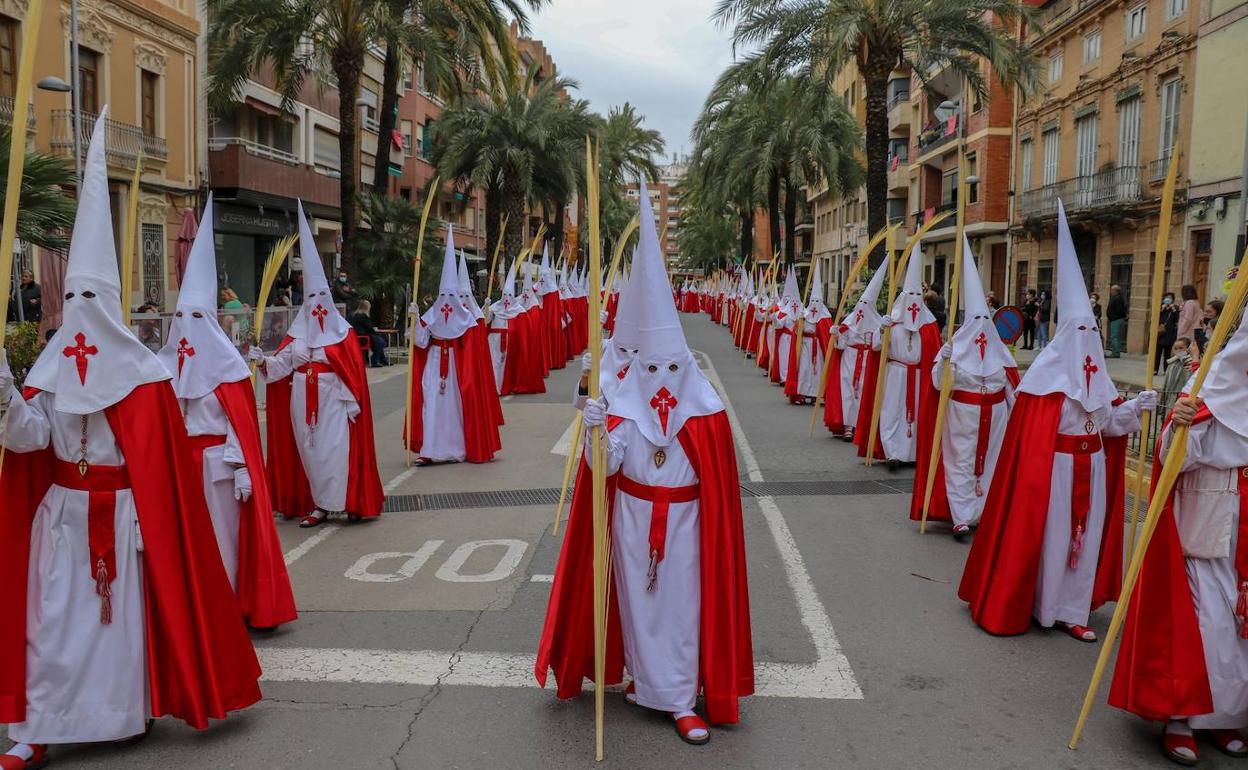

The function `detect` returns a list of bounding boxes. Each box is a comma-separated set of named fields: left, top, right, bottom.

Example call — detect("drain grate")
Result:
left=382, top=477, right=911, bottom=513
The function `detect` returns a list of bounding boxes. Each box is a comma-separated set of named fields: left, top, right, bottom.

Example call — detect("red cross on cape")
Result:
left=62, top=332, right=99, bottom=386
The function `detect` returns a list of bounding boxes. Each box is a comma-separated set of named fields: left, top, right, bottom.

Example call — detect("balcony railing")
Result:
left=1149, top=155, right=1174, bottom=181
left=362, top=115, right=381, bottom=134
left=913, top=201, right=957, bottom=229
left=1018, top=165, right=1143, bottom=219
left=49, top=110, right=167, bottom=168
left=916, top=113, right=959, bottom=154
left=0, top=95, right=35, bottom=131
left=208, top=136, right=299, bottom=165
left=888, top=91, right=910, bottom=109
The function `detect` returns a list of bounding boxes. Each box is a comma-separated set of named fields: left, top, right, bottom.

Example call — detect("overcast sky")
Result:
left=529, top=0, right=738, bottom=162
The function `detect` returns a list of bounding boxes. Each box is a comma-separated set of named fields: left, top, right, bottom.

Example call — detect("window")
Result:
left=1048, top=51, right=1063, bottom=84
left=402, top=67, right=413, bottom=91
left=313, top=126, right=340, bottom=172
left=1166, top=0, right=1187, bottom=20
left=254, top=112, right=294, bottom=154
left=78, top=47, right=99, bottom=114
left=967, top=152, right=980, bottom=204
left=1020, top=138, right=1034, bottom=191
left=422, top=118, right=434, bottom=157
left=0, top=15, right=17, bottom=98
left=1075, top=113, right=1099, bottom=177
left=1126, top=4, right=1147, bottom=41
left=1083, top=30, right=1101, bottom=63
left=416, top=59, right=426, bottom=92
left=941, top=168, right=959, bottom=206
left=140, top=70, right=158, bottom=137
left=1042, top=127, right=1059, bottom=186
left=401, top=119, right=413, bottom=157
left=1159, top=79, right=1181, bottom=159
left=360, top=88, right=378, bottom=123
left=1118, top=96, right=1141, bottom=168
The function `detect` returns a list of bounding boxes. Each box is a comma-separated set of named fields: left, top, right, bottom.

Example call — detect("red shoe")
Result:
left=674, top=714, right=710, bottom=746
left=1057, top=622, right=1097, bottom=642
left=0, top=745, right=49, bottom=770
left=1210, top=729, right=1248, bottom=758
left=624, top=681, right=637, bottom=706
left=1162, top=729, right=1199, bottom=766
left=299, top=511, right=326, bottom=528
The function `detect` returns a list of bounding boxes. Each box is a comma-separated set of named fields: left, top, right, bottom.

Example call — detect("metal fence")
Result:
left=125, top=304, right=347, bottom=359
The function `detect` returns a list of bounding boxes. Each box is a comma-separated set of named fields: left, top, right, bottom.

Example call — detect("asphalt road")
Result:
left=3, top=315, right=1230, bottom=769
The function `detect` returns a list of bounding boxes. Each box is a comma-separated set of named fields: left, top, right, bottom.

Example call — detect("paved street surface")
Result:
left=4, top=315, right=1227, bottom=769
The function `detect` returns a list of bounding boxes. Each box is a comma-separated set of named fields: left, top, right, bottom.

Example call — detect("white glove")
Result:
left=408, top=302, right=420, bottom=317
left=581, top=350, right=593, bottom=374
left=246, top=346, right=266, bottom=364
left=583, top=397, right=607, bottom=429
left=0, top=349, right=13, bottom=406
left=233, top=467, right=253, bottom=502
left=1135, top=390, right=1158, bottom=413
left=881, top=316, right=897, bottom=328
left=940, top=342, right=952, bottom=360
left=599, top=309, right=609, bottom=325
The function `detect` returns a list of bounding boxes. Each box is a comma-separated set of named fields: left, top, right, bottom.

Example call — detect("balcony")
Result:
left=0, top=96, right=35, bottom=131
left=50, top=110, right=167, bottom=168
left=1149, top=155, right=1175, bottom=182
left=915, top=113, right=959, bottom=157
left=208, top=141, right=338, bottom=210
left=1018, top=165, right=1143, bottom=220
left=887, top=153, right=909, bottom=193
left=888, top=92, right=910, bottom=135
left=913, top=201, right=956, bottom=229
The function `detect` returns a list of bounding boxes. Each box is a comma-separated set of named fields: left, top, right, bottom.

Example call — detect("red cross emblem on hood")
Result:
left=176, top=337, right=196, bottom=377
left=440, top=303, right=454, bottom=322
left=1083, top=355, right=1099, bottom=391
left=974, top=332, right=988, bottom=360
left=311, top=304, right=329, bottom=332
left=907, top=302, right=920, bottom=323
left=62, top=332, right=99, bottom=386
left=649, top=387, right=679, bottom=435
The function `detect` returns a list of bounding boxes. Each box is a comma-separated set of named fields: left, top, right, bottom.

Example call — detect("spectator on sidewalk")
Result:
left=1177, top=284, right=1201, bottom=340
left=349, top=299, right=390, bottom=367
left=7, top=270, right=41, bottom=323
left=924, top=288, right=946, bottom=330
left=1036, top=290, right=1051, bottom=349
left=1195, top=299, right=1224, bottom=355
left=1090, top=292, right=1103, bottom=343
left=1159, top=336, right=1193, bottom=414
left=1154, top=292, right=1179, bottom=375
left=1021, top=289, right=1037, bottom=350
left=333, top=269, right=358, bottom=307
left=1106, top=284, right=1127, bottom=357
left=986, top=291, right=1000, bottom=311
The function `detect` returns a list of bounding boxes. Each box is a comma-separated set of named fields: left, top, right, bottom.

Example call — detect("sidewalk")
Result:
left=1012, top=345, right=1151, bottom=390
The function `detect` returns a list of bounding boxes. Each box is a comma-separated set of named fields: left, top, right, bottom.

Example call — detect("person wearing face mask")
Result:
left=960, top=201, right=1157, bottom=643
left=537, top=180, right=753, bottom=747
left=251, top=201, right=384, bottom=528
left=156, top=195, right=296, bottom=630
left=784, top=261, right=833, bottom=405
left=0, top=112, right=262, bottom=770
left=860, top=243, right=942, bottom=468
left=1108, top=318, right=1248, bottom=764
left=825, top=258, right=888, bottom=442
left=403, top=229, right=501, bottom=466
left=914, top=236, right=1020, bottom=538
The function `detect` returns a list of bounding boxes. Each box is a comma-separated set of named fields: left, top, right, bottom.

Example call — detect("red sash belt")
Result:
left=296, top=362, right=335, bottom=428
left=433, top=338, right=454, bottom=391
left=617, top=474, right=699, bottom=591
left=1055, top=433, right=1103, bottom=569
left=888, top=357, right=923, bottom=436
left=488, top=326, right=509, bottom=354
left=187, top=433, right=227, bottom=469
left=54, top=459, right=130, bottom=625
left=850, top=344, right=869, bottom=396
left=952, top=389, right=1007, bottom=496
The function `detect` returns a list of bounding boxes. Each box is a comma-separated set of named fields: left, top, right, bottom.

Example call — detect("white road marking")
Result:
left=434, top=539, right=529, bottom=583
left=263, top=346, right=862, bottom=701
left=384, top=467, right=418, bottom=493
left=258, top=648, right=862, bottom=700
left=283, top=524, right=341, bottom=566
left=551, top=417, right=578, bottom=456
left=345, top=541, right=444, bottom=583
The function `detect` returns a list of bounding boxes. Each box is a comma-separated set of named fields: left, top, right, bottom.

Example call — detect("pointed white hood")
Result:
left=608, top=179, right=721, bottom=446
left=1201, top=313, right=1248, bottom=439
left=457, top=249, right=484, bottom=321
left=537, top=244, right=557, bottom=296
left=891, top=243, right=936, bottom=331
left=26, top=109, right=170, bottom=413
left=489, top=259, right=523, bottom=322
left=804, top=260, right=831, bottom=323
left=1018, top=200, right=1117, bottom=412
left=421, top=226, right=476, bottom=338
left=156, top=194, right=250, bottom=399
left=948, top=235, right=1015, bottom=378
left=287, top=201, right=353, bottom=347
left=781, top=266, right=801, bottom=312
left=840, top=257, right=889, bottom=340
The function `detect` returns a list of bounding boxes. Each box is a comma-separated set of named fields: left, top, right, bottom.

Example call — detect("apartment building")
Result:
left=13, top=0, right=200, bottom=321
left=1010, top=0, right=1196, bottom=353
left=626, top=155, right=687, bottom=269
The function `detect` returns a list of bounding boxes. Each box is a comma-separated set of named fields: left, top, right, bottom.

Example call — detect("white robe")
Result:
left=931, top=361, right=1014, bottom=528
left=1165, top=419, right=1248, bottom=729
left=180, top=393, right=246, bottom=590
left=413, top=325, right=466, bottom=462
left=791, top=322, right=823, bottom=398
left=836, top=329, right=874, bottom=433
left=878, top=324, right=928, bottom=462
left=1033, top=397, right=1141, bottom=628
left=774, top=312, right=795, bottom=380
left=1, top=392, right=149, bottom=744
left=487, top=315, right=509, bottom=393
left=262, top=340, right=359, bottom=512
left=593, top=420, right=701, bottom=713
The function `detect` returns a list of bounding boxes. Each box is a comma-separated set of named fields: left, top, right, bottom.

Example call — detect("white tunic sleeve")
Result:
left=261, top=345, right=295, bottom=382
left=1161, top=418, right=1248, bottom=472
left=0, top=389, right=51, bottom=453
left=223, top=417, right=246, bottom=467
left=1103, top=398, right=1143, bottom=438
left=412, top=322, right=431, bottom=349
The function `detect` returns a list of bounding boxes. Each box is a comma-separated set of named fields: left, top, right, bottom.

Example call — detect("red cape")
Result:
left=471, top=320, right=505, bottom=428
left=265, top=335, right=384, bottom=519
left=535, top=412, right=754, bottom=724
left=757, top=319, right=772, bottom=372
left=215, top=379, right=298, bottom=628
left=957, top=393, right=1127, bottom=635
left=405, top=329, right=501, bottom=463
left=851, top=346, right=887, bottom=460
left=822, top=344, right=846, bottom=433
left=541, top=291, right=566, bottom=371
left=499, top=310, right=547, bottom=395
left=0, top=382, right=262, bottom=727
left=784, top=318, right=832, bottom=400
left=1108, top=407, right=1225, bottom=722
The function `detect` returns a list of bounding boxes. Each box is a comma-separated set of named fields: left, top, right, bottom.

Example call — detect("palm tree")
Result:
left=353, top=191, right=445, bottom=323
left=369, top=0, right=546, bottom=193
left=0, top=125, right=77, bottom=251
left=430, top=67, right=584, bottom=259
left=208, top=0, right=387, bottom=275
left=675, top=197, right=737, bottom=273
left=713, top=0, right=1039, bottom=263
left=598, top=103, right=664, bottom=193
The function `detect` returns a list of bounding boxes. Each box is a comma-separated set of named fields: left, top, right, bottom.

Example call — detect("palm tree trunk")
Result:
left=485, top=184, right=503, bottom=261
left=503, top=175, right=526, bottom=260
left=862, top=67, right=891, bottom=268
left=767, top=172, right=781, bottom=261
left=783, top=176, right=798, bottom=267
left=550, top=199, right=567, bottom=264
left=334, top=53, right=363, bottom=276
left=739, top=205, right=753, bottom=266
left=372, top=46, right=401, bottom=193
